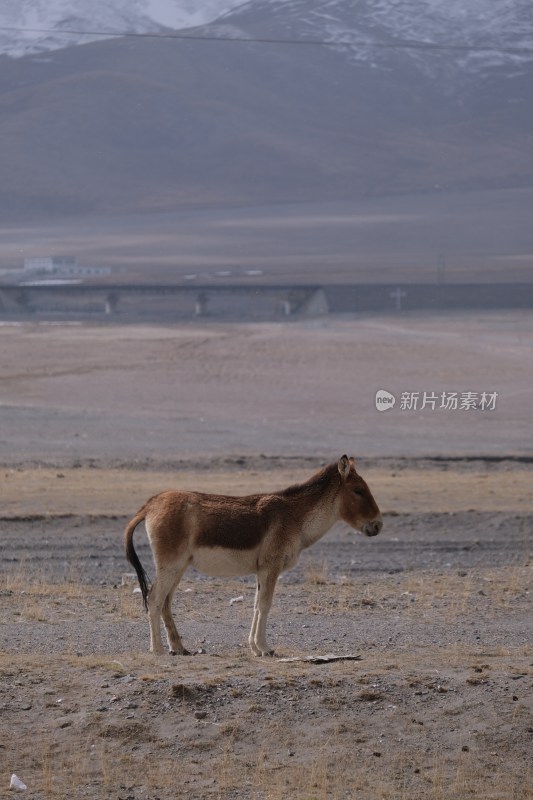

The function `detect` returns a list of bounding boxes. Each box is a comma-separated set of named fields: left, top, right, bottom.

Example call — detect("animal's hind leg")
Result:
left=161, top=564, right=190, bottom=655
left=148, top=564, right=186, bottom=655
left=147, top=595, right=164, bottom=655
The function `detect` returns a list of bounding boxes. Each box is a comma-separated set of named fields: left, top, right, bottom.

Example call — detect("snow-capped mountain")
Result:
left=0, top=0, right=242, bottom=58
left=3, top=0, right=533, bottom=82
left=213, top=0, right=533, bottom=82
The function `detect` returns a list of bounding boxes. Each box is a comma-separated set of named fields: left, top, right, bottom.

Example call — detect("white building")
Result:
left=23, top=256, right=111, bottom=277
left=24, top=256, right=76, bottom=272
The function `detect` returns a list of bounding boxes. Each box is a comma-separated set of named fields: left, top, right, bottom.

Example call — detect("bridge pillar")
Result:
left=105, top=291, right=119, bottom=315
left=194, top=291, right=208, bottom=316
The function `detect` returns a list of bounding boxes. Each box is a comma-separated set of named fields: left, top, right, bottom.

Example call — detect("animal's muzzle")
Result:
left=363, top=518, right=383, bottom=537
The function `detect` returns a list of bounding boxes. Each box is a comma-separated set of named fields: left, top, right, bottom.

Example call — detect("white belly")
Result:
left=191, top=546, right=258, bottom=577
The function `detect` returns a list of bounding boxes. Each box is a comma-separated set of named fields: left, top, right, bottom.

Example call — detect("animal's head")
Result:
left=337, top=455, right=383, bottom=537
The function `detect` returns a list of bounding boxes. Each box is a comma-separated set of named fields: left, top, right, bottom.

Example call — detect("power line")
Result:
left=1, top=25, right=532, bottom=56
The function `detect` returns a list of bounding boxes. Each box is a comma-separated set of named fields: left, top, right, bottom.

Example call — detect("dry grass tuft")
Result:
left=357, top=688, right=383, bottom=701
left=303, top=560, right=331, bottom=586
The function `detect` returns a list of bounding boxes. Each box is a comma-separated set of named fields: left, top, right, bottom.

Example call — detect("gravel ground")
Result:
left=1, top=492, right=532, bottom=799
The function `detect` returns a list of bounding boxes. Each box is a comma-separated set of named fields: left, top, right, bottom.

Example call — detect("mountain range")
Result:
left=0, top=0, right=532, bottom=223
left=0, top=1, right=240, bottom=58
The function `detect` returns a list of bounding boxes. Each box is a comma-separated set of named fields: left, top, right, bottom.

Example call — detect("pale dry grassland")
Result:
left=2, top=463, right=533, bottom=517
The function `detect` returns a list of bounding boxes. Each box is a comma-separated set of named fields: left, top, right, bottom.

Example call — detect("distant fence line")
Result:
left=0, top=283, right=532, bottom=319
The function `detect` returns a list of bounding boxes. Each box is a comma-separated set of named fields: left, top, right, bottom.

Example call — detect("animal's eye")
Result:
left=353, top=488, right=365, bottom=497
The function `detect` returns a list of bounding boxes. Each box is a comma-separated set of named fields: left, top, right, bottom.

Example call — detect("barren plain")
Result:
left=0, top=311, right=532, bottom=799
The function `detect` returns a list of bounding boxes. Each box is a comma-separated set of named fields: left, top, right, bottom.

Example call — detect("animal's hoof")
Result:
left=169, top=650, right=177, bottom=656
left=262, top=650, right=276, bottom=658
left=169, top=648, right=191, bottom=656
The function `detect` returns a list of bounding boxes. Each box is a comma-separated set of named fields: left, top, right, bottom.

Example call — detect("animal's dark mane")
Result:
left=278, top=462, right=339, bottom=499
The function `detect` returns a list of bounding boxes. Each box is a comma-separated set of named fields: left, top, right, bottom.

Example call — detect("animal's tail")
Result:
left=124, top=506, right=150, bottom=611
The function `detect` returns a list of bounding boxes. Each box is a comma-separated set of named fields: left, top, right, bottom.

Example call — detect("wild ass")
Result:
left=125, top=455, right=382, bottom=657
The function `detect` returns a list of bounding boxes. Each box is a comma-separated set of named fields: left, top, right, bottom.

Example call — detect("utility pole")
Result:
left=390, top=287, right=407, bottom=311
left=436, top=251, right=447, bottom=284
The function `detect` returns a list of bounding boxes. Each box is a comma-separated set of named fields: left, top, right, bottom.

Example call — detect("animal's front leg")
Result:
left=252, top=570, right=279, bottom=657
left=248, top=581, right=261, bottom=655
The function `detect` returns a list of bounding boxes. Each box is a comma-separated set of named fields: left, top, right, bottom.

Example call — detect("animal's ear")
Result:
left=338, top=455, right=351, bottom=479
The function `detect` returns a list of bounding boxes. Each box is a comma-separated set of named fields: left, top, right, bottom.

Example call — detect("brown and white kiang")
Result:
left=125, top=455, right=383, bottom=657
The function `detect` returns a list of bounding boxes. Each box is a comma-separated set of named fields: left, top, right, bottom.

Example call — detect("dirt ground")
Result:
left=0, top=313, right=532, bottom=799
